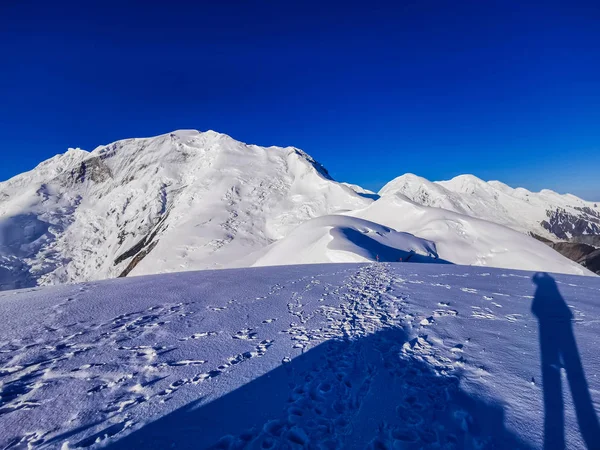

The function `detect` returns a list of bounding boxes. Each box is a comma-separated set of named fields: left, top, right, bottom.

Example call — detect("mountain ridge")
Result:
left=0, top=130, right=370, bottom=290
left=0, top=130, right=595, bottom=291
left=381, top=173, right=600, bottom=241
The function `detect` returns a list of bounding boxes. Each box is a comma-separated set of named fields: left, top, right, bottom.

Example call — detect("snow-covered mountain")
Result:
left=0, top=130, right=369, bottom=290
left=0, top=131, right=595, bottom=291
left=347, top=194, right=592, bottom=275
left=251, top=194, right=591, bottom=275
left=381, top=173, right=600, bottom=241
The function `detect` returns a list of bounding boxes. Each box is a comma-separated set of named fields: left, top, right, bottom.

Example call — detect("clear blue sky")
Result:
left=1, top=0, right=599, bottom=200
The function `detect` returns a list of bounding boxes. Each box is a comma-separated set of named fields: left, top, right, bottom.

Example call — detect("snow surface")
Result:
left=246, top=215, right=442, bottom=267
left=340, top=183, right=379, bottom=200
left=1, top=263, right=599, bottom=449
left=345, top=194, right=594, bottom=276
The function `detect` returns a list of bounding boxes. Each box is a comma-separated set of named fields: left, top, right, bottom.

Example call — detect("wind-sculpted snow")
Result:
left=247, top=215, right=445, bottom=267
left=1, top=264, right=599, bottom=448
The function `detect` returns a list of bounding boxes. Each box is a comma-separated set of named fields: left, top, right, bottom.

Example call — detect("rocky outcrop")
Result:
left=530, top=233, right=600, bottom=275
left=541, top=208, right=600, bottom=240
left=547, top=242, right=600, bottom=275
left=570, top=235, right=600, bottom=248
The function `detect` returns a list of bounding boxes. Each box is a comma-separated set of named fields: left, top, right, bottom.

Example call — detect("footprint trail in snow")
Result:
left=0, top=263, right=598, bottom=449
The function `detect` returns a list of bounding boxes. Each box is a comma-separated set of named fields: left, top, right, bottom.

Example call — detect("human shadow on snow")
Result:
left=105, top=326, right=531, bottom=449
left=531, top=272, right=600, bottom=450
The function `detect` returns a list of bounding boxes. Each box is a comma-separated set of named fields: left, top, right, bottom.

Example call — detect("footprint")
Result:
left=232, top=328, right=258, bottom=340
left=433, top=309, right=458, bottom=317
left=471, top=307, right=495, bottom=320
left=192, top=370, right=222, bottom=383
left=165, top=360, right=208, bottom=367
left=75, top=419, right=134, bottom=447
left=505, top=314, right=522, bottom=323
left=179, top=331, right=218, bottom=341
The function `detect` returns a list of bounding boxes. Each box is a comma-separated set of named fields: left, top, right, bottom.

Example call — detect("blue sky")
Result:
left=1, top=1, right=599, bottom=200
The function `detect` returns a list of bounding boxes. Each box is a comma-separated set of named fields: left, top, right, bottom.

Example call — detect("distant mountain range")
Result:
left=381, top=173, right=600, bottom=274
left=0, top=130, right=596, bottom=290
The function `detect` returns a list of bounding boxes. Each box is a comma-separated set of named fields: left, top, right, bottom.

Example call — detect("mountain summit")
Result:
left=0, top=131, right=370, bottom=290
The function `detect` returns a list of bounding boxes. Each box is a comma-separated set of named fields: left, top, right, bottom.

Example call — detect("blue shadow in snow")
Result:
left=531, top=272, right=600, bottom=449
left=104, top=326, right=530, bottom=449
left=330, top=227, right=453, bottom=265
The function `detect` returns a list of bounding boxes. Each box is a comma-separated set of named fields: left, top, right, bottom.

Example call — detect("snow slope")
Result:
left=347, top=194, right=593, bottom=275
left=0, top=130, right=369, bottom=290
left=253, top=195, right=593, bottom=275
left=340, top=182, right=379, bottom=200
left=246, top=215, right=442, bottom=267
left=381, top=174, right=600, bottom=241
left=1, top=263, right=599, bottom=449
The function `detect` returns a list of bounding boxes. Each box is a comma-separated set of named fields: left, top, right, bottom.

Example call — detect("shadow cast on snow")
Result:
left=105, top=326, right=530, bottom=450
left=532, top=272, right=600, bottom=450
left=331, top=227, right=453, bottom=266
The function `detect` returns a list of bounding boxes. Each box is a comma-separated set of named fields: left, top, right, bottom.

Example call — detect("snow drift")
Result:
left=247, top=215, right=443, bottom=267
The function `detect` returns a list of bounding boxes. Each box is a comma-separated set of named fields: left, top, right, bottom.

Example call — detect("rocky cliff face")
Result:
left=541, top=208, right=600, bottom=239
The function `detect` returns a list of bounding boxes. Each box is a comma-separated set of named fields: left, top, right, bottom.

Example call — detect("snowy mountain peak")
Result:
left=378, top=173, right=440, bottom=196
left=169, top=129, right=202, bottom=139
left=0, top=131, right=371, bottom=290
left=438, top=174, right=493, bottom=194
left=382, top=172, right=600, bottom=242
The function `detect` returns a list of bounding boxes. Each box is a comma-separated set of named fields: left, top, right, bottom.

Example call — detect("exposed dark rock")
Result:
left=530, top=232, right=553, bottom=244
left=114, top=210, right=170, bottom=276
left=581, top=248, right=600, bottom=274
left=541, top=208, right=600, bottom=240
left=574, top=206, right=600, bottom=220
left=63, top=156, right=113, bottom=186
left=118, top=241, right=159, bottom=277
left=547, top=241, right=600, bottom=275
left=531, top=232, right=600, bottom=275
left=570, top=235, right=600, bottom=248
left=551, top=242, right=596, bottom=264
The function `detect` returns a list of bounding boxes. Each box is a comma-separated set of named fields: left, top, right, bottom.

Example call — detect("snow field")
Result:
left=1, top=263, right=599, bottom=448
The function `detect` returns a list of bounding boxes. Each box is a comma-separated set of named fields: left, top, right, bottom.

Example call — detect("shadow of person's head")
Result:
left=531, top=272, right=572, bottom=320
left=533, top=272, right=557, bottom=288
